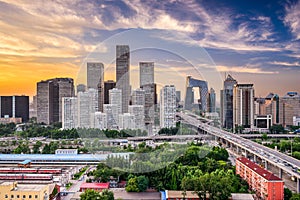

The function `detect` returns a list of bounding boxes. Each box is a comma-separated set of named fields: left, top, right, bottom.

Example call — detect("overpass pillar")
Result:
left=236, top=146, right=240, bottom=154
left=244, top=150, right=248, bottom=158
left=297, top=178, right=300, bottom=193
left=253, top=155, right=257, bottom=162
left=279, top=168, right=283, bottom=179
left=264, top=161, right=268, bottom=170
left=225, top=140, right=229, bottom=148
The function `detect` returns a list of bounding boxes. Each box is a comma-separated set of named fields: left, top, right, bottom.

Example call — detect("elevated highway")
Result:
left=177, top=111, right=300, bottom=193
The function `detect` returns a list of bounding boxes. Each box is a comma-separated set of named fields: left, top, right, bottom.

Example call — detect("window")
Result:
left=5, top=194, right=8, bottom=198
left=23, top=195, right=26, bottom=198
left=29, top=195, right=32, bottom=198
left=35, top=195, right=38, bottom=198
left=11, top=195, right=14, bottom=198
left=17, top=195, right=20, bottom=198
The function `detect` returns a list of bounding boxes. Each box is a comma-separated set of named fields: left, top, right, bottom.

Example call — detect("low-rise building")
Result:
left=236, top=157, right=284, bottom=200
left=79, top=182, right=109, bottom=192
left=55, top=149, right=78, bottom=155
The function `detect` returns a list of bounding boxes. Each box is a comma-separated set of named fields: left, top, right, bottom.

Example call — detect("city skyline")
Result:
left=0, top=0, right=299, bottom=98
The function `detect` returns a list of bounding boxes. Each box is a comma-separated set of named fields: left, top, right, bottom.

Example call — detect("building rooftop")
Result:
left=0, top=182, right=46, bottom=191
left=231, top=193, right=254, bottom=200
left=18, top=159, right=32, bottom=165
left=80, top=182, right=109, bottom=189
left=237, top=157, right=282, bottom=181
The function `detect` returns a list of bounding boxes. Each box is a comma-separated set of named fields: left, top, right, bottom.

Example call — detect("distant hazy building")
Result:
left=208, top=88, right=216, bottom=113
left=104, top=80, right=116, bottom=104
left=91, top=112, right=107, bottom=129
left=87, top=62, right=104, bottom=112
left=132, top=88, right=145, bottom=106
left=176, top=91, right=181, bottom=103
left=76, top=84, right=86, bottom=94
left=140, top=62, right=154, bottom=87
left=103, top=104, right=119, bottom=129
left=0, top=95, right=29, bottom=122
left=77, top=89, right=98, bottom=128
left=293, top=116, right=300, bottom=126
left=29, top=95, right=37, bottom=119
left=116, top=45, right=130, bottom=113
left=37, top=78, right=74, bottom=124
left=62, top=97, right=78, bottom=129
left=129, top=105, right=145, bottom=130
left=141, top=83, right=157, bottom=133
left=233, top=84, right=255, bottom=130
left=220, top=74, right=238, bottom=130
left=160, top=85, right=176, bottom=128
left=119, top=113, right=135, bottom=130
left=109, top=88, right=122, bottom=116
left=279, top=92, right=300, bottom=127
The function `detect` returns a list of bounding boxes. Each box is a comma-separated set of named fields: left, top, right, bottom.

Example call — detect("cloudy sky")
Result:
left=0, top=0, right=299, bottom=100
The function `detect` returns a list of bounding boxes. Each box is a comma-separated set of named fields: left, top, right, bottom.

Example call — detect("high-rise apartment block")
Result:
left=104, top=80, right=116, bottom=104
left=119, top=113, right=135, bottom=130
left=37, top=78, right=74, bottom=124
left=91, top=112, right=107, bottom=129
left=62, top=97, right=78, bottom=129
left=103, top=104, right=119, bottom=129
left=0, top=96, right=29, bottom=122
left=116, top=45, right=130, bottom=113
left=129, top=105, right=145, bottom=130
left=77, top=89, right=98, bottom=128
left=233, top=84, right=255, bottom=130
left=160, top=85, right=176, bottom=128
left=109, top=88, right=122, bottom=116
left=208, top=88, right=216, bottom=113
left=87, top=62, right=104, bottom=112
left=279, top=92, right=300, bottom=127
left=220, top=74, right=238, bottom=130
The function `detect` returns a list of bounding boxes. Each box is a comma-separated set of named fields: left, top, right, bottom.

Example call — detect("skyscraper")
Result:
left=129, top=105, right=145, bottom=130
left=132, top=88, right=145, bottom=106
left=116, top=45, right=130, bottom=113
left=91, top=112, right=107, bottom=129
left=140, top=62, right=154, bottom=87
left=76, top=84, right=86, bottom=94
left=279, top=92, right=300, bottom=127
left=233, top=84, right=255, bottom=131
left=62, top=97, right=78, bottom=129
left=220, top=74, right=238, bottom=130
left=37, top=78, right=74, bottom=124
left=103, top=104, right=119, bottom=129
left=119, top=113, right=135, bottom=130
left=0, top=96, right=29, bottom=122
left=104, top=80, right=116, bottom=104
left=208, top=88, right=216, bottom=113
left=87, top=62, right=104, bottom=112
left=160, top=85, right=176, bottom=128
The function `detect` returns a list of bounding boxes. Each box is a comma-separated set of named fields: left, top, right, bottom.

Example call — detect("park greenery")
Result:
left=73, top=166, right=88, bottom=180
left=88, top=143, right=249, bottom=199
left=80, top=189, right=114, bottom=200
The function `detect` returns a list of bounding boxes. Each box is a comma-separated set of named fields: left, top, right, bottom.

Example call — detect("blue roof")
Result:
left=18, top=159, right=32, bottom=165
left=160, top=191, right=166, bottom=200
left=0, top=153, right=133, bottom=162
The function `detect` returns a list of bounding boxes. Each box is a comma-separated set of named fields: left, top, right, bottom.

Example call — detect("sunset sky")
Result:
left=0, top=0, right=299, bottom=101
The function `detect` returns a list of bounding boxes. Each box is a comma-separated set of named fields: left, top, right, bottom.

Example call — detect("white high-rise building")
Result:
left=132, top=88, right=145, bottom=106
left=160, top=85, right=176, bottom=128
left=91, top=112, right=107, bottom=129
left=62, top=97, right=78, bottom=129
left=78, top=88, right=98, bottom=128
left=109, top=88, right=122, bottom=115
left=140, top=62, right=154, bottom=87
left=119, top=113, right=135, bottom=130
left=129, top=105, right=144, bottom=130
left=103, top=104, right=119, bottom=129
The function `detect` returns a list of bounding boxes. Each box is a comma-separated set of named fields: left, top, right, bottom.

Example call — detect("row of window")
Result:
left=5, top=194, right=38, bottom=199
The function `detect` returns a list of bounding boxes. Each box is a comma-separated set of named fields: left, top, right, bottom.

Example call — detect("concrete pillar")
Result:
left=264, top=161, right=268, bottom=170
left=244, top=150, right=248, bottom=158
left=297, top=178, right=300, bottom=193
left=225, top=140, right=229, bottom=148
left=230, top=142, right=233, bottom=149
left=279, top=168, right=283, bottom=179
left=237, top=146, right=240, bottom=154
left=254, top=155, right=257, bottom=162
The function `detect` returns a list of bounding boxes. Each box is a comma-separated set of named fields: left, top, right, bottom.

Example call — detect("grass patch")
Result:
left=73, top=166, right=88, bottom=180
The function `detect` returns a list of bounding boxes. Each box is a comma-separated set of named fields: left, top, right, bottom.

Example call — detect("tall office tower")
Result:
left=265, top=93, right=280, bottom=125
left=77, top=89, right=98, bottom=128
left=29, top=95, right=37, bottom=119
left=109, top=88, right=122, bottom=117
left=103, top=104, right=119, bottom=129
left=220, top=74, right=238, bottom=130
left=254, top=98, right=266, bottom=115
left=208, top=88, right=216, bottom=113
left=104, top=80, right=116, bottom=104
left=129, top=105, right=145, bottom=130
left=116, top=45, right=130, bottom=113
left=132, top=88, right=145, bottom=106
left=140, top=62, right=154, bottom=87
left=176, top=91, right=181, bottom=103
left=87, top=62, right=104, bottom=112
left=233, top=84, right=255, bottom=131
left=37, top=78, right=74, bottom=124
left=0, top=96, right=29, bottom=122
left=279, top=92, right=300, bottom=127
left=141, top=83, right=157, bottom=134
left=62, top=97, right=78, bottom=129
left=119, top=113, right=135, bottom=130
left=160, top=85, right=176, bottom=128
left=91, top=112, right=107, bottom=129
left=76, top=84, right=86, bottom=94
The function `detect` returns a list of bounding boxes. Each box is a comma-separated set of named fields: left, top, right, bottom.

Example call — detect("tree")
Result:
left=80, top=189, right=101, bottom=200
left=284, top=188, right=293, bottom=200
left=290, top=193, right=300, bottom=200
left=100, top=189, right=114, bottom=200
left=261, top=133, right=268, bottom=141
left=125, top=175, right=149, bottom=192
